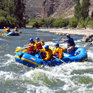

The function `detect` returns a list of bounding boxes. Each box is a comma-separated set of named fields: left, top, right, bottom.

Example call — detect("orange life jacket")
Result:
left=53, top=47, right=64, bottom=59
left=5, top=29, right=10, bottom=32
left=13, top=29, right=18, bottom=31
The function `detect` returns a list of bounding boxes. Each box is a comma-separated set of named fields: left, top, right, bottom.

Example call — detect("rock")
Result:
left=82, top=34, right=93, bottom=42
left=25, top=0, right=93, bottom=19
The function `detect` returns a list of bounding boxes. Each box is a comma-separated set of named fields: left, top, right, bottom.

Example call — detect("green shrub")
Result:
left=32, top=21, right=40, bottom=28
left=77, top=17, right=89, bottom=28
left=0, top=10, right=9, bottom=17
left=86, top=18, right=93, bottom=27
left=0, top=16, right=7, bottom=28
left=52, top=19, right=68, bottom=28
left=42, top=18, right=55, bottom=27
left=6, top=16, right=18, bottom=27
left=68, top=18, right=78, bottom=28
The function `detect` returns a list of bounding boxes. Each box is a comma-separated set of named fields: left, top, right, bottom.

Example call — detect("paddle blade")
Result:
left=15, top=48, right=22, bottom=52
left=22, top=49, right=28, bottom=53
left=1, top=32, right=4, bottom=34
left=18, top=31, right=22, bottom=34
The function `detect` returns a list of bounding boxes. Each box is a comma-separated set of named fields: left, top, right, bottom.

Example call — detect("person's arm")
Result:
left=39, top=49, right=45, bottom=52
left=60, top=38, right=68, bottom=43
left=53, top=49, right=57, bottom=56
left=41, top=40, right=44, bottom=45
left=43, top=52, right=50, bottom=60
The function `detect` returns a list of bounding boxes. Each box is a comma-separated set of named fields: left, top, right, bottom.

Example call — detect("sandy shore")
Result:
left=38, top=28, right=93, bottom=36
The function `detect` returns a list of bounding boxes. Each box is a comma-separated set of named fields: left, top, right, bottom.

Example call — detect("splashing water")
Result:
left=0, top=29, right=93, bottom=93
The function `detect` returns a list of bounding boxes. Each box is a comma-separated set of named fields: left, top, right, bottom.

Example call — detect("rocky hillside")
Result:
left=41, top=0, right=75, bottom=18
left=25, top=0, right=93, bottom=19
left=25, top=0, right=44, bottom=18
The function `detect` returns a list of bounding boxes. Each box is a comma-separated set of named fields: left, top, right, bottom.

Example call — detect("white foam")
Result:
left=0, top=71, right=17, bottom=80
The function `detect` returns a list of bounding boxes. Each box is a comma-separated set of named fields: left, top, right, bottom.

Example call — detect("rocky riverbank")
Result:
left=37, top=28, right=93, bottom=42
left=38, top=28, right=93, bottom=36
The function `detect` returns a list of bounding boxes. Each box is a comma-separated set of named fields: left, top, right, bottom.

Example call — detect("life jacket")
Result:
left=67, top=37, right=75, bottom=46
left=13, top=29, right=18, bottom=31
left=44, top=48, right=53, bottom=60
left=28, top=45, right=35, bottom=54
left=53, top=47, right=64, bottom=59
left=36, top=42, right=42, bottom=49
left=29, top=41, right=35, bottom=45
left=5, top=29, right=10, bottom=33
left=39, top=48, right=53, bottom=60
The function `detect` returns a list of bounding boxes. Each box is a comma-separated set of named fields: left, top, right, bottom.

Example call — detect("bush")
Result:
left=77, top=17, right=89, bottom=28
left=0, top=10, right=9, bottom=17
left=68, top=18, right=78, bottom=28
left=0, top=16, right=7, bottom=28
left=6, top=16, right=18, bottom=27
left=0, top=10, right=19, bottom=28
left=42, top=18, right=55, bottom=27
left=86, top=18, right=93, bottom=28
left=52, top=19, right=68, bottom=28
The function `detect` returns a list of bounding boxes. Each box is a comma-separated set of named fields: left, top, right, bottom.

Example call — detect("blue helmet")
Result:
left=36, top=37, right=39, bottom=40
left=7, top=27, right=10, bottom=29
left=44, top=45, right=49, bottom=49
left=15, top=27, right=17, bottom=29
left=55, top=43, right=59, bottom=47
left=29, top=38, right=33, bottom=41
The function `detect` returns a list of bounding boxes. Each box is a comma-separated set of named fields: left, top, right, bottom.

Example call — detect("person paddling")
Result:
left=13, top=27, right=19, bottom=31
left=39, top=45, right=53, bottom=61
left=60, top=34, right=75, bottom=53
left=35, top=37, right=44, bottom=50
left=5, top=27, right=11, bottom=33
left=27, top=38, right=36, bottom=55
left=28, top=38, right=35, bottom=46
left=19, top=38, right=35, bottom=57
left=53, top=43, right=64, bottom=59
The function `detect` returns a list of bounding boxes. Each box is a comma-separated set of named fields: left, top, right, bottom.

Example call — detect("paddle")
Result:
left=15, top=47, right=28, bottom=53
left=57, top=37, right=62, bottom=43
left=1, top=32, right=4, bottom=34
left=18, top=31, right=22, bottom=34
left=6, top=32, right=13, bottom=36
left=53, top=56, right=65, bottom=64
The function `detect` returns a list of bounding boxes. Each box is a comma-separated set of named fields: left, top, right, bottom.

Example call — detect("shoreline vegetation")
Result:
left=26, top=17, right=93, bottom=36
left=0, top=0, right=93, bottom=38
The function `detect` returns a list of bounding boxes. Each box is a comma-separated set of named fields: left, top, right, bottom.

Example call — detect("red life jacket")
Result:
left=36, top=42, right=42, bottom=49
left=28, top=45, right=35, bottom=54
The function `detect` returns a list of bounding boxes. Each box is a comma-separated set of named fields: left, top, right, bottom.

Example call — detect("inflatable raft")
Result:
left=14, top=47, right=88, bottom=67
left=1, top=31, right=19, bottom=36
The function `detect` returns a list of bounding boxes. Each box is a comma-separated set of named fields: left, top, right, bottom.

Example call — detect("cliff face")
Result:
left=41, top=0, right=75, bottom=18
left=41, top=0, right=60, bottom=18
left=89, top=0, right=93, bottom=15
left=25, top=0, right=93, bottom=19
left=25, top=0, right=44, bottom=18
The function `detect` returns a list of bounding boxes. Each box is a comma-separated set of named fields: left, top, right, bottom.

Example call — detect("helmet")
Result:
left=15, top=27, right=17, bottom=29
left=36, top=37, right=39, bottom=40
left=66, top=34, right=70, bottom=37
left=7, top=27, right=10, bottom=29
left=29, top=38, right=33, bottom=41
left=55, top=43, right=59, bottom=47
left=44, top=45, right=49, bottom=49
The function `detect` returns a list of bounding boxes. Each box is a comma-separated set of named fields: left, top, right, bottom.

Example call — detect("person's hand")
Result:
left=42, top=59, right=44, bottom=61
left=36, top=49, right=39, bottom=52
left=62, top=38, right=65, bottom=41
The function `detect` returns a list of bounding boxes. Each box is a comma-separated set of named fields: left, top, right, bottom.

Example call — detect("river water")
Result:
left=0, top=28, right=93, bottom=93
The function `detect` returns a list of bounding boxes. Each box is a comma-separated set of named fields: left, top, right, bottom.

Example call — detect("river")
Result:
left=0, top=28, right=93, bottom=93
